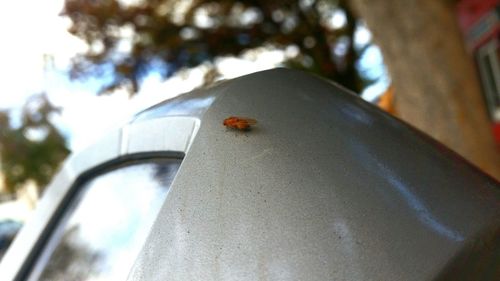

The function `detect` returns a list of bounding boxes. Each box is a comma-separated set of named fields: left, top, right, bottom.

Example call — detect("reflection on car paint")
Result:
left=28, top=159, right=181, bottom=281
left=134, top=95, right=216, bottom=122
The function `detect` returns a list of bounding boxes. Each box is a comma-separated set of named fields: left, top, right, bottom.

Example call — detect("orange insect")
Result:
left=223, top=116, right=257, bottom=130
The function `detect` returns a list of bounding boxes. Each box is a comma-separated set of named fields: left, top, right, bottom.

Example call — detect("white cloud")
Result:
left=0, top=0, right=86, bottom=109
left=217, top=48, right=285, bottom=78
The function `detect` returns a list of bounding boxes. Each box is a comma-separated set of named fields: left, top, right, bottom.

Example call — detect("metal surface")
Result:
left=133, top=83, right=223, bottom=122
left=1, top=68, right=499, bottom=281
left=124, top=116, right=199, bottom=154
left=127, top=69, right=500, bottom=280
left=0, top=116, right=199, bottom=280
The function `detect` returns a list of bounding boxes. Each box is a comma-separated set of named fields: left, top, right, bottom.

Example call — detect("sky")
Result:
left=0, top=0, right=388, bottom=152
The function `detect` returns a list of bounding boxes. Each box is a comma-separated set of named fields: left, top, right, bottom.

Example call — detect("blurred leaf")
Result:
left=0, top=94, right=69, bottom=193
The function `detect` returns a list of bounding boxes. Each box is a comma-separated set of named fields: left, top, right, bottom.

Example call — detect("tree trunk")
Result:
left=349, top=0, right=500, bottom=179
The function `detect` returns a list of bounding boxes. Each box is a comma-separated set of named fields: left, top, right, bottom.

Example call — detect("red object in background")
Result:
left=456, top=0, right=498, bottom=50
left=494, top=123, right=500, bottom=145
left=456, top=0, right=500, bottom=146
left=456, top=0, right=497, bottom=31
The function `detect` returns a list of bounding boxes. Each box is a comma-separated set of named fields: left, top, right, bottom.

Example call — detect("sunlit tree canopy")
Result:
left=0, top=94, right=69, bottom=193
left=63, top=0, right=374, bottom=94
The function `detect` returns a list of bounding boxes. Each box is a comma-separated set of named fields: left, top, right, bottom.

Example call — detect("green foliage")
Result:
left=0, top=94, right=69, bottom=193
left=63, top=0, right=372, bottom=94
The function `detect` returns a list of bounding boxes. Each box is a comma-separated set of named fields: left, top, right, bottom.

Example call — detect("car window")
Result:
left=27, top=158, right=181, bottom=281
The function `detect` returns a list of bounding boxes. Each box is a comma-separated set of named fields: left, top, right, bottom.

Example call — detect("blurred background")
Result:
left=0, top=0, right=498, bottom=261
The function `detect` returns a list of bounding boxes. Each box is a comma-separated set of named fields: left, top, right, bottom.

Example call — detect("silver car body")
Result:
left=0, top=69, right=499, bottom=280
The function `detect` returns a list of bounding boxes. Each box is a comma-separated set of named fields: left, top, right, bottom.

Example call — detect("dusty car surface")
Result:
left=0, top=69, right=499, bottom=281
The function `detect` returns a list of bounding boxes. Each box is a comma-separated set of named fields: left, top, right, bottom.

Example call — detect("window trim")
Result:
left=0, top=116, right=199, bottom=281
left=25, top=154, right=184, bottom=281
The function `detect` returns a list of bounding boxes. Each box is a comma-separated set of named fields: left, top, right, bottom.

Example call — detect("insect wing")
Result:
left=240, top=117, right=257, bottom=125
